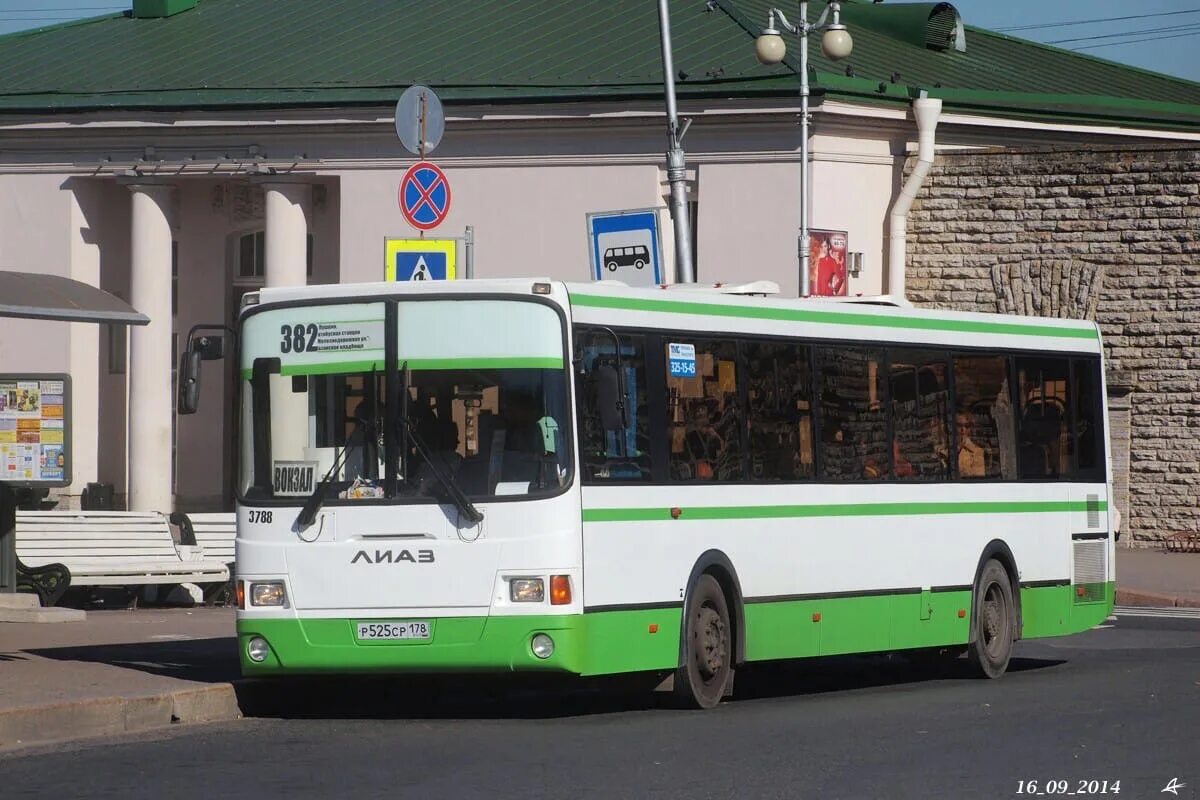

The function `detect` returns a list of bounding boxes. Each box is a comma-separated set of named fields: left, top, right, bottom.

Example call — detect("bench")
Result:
left=180, top=512, right=236, bottom=565
left=16, top=557, right=72, bottom=607
left=1165, top=532, right=1199, bottom=553
left=15, top=511, right=230, bottom=596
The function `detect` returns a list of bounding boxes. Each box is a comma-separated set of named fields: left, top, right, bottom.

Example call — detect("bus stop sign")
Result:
left=586, top=208, right=664, bottom=287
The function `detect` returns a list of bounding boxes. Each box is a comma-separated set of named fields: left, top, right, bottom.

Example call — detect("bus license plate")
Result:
left=356, top=621, right=431, bottom=641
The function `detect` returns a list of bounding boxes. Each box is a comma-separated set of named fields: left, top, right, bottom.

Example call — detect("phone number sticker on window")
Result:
left=668, top=342, right=696, bottom=377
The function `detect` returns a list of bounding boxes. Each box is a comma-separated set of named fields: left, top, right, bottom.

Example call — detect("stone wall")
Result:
left=905, top=144, right=1200, bottom=545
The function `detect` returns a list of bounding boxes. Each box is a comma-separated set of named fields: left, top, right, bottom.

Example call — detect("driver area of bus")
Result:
left=296, top=369, right=568, bottom=502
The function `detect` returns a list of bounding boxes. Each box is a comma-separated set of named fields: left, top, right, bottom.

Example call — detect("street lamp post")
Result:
left=754, top=2, right=852, bottom=297
left=657, top=0, right=696, bottom=284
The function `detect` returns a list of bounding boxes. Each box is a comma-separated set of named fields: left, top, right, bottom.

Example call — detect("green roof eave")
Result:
left=808, top=72, right=1200, bottom=131
left=0, top=75, right=811, bottom=114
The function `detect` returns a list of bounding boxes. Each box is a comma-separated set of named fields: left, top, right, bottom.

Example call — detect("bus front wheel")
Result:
left=968, top=559, right=1015, bottom=679
left=675, top=574, right=733, bottom=709
left=606, top=261, right=618, bottom=271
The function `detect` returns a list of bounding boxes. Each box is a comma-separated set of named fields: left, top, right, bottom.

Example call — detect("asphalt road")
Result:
left=2, top=611, right=1198, bottom=800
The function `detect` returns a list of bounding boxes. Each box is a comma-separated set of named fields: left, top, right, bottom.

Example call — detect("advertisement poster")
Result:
left=0, top=375, right=70, bottom=486
left=809, top=229, right=849, bottom=297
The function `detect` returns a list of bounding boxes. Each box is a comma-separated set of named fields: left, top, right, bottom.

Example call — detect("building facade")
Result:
left=906, top=144, right=1200, bottom=542
left=0, top=0, right=1198, bottom=544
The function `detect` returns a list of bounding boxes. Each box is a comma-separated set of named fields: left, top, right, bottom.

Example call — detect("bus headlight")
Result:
left=247, top=636, right=270, bottom=662
left=531, top=633, right=555, bottom=659
left=510, top=578, right=545, bottom=603
left=250, top=581, right=287, bottom=607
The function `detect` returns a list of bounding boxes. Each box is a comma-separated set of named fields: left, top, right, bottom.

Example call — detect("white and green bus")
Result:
left=221, top=277, right=1113, bottom=708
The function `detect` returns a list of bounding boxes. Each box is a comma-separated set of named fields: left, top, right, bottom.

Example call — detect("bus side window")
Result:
left=575, top=329, right=652, bottom=482
left=816, top=347, right=888, bottom=481
left=889, top=349, right=950, bottom=481
left=744, top=340, right=813, bottom=481
left=1016, top=356, right=1072, bottom=479
left=1072, top=358, right=1105, bottom=480
left=666, top=340, right=744, bottom=481
left=952, top=355, right=1015, bottom=480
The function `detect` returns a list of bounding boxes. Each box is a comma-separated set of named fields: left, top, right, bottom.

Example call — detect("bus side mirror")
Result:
left=597, top=364, right=626, bottom=432
left=178, top=349, right=202, bottom=415
left=176, top=331, right=227, bottom=416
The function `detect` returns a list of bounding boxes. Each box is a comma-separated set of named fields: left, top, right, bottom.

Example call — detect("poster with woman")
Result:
left=808, top=230, right=849, bottom=297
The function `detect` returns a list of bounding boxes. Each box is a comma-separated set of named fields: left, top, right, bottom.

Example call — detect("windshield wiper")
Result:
left=401, top=413, right=484, bottom=525
left=397, top=360, right=483, bottom=525
left=295, top=415, right=363, bottom=530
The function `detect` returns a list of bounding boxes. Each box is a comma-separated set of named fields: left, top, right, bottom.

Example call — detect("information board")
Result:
left=0, top=374, right=71, bottom=487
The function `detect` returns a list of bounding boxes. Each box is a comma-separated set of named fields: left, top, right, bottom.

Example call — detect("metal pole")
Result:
left=657, top=0, right=696, bottom=284
left=0, top=482, right=16, bottom=593
left=464, top=225, right=474, bottom=279
left=798, top=0, right=811, bottom=298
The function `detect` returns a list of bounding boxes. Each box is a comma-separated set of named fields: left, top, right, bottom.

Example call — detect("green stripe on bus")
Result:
left=582, top=499, right=1107, bottom=523
left=569, top=293, right=1099, bottom=340
left=239, top=359, right=385, bottom=379
left=397, top=357, right=564, bottom=370
left=240, top=356, right=563, bottom=379
left=235, top=582, right=1113, bottom=677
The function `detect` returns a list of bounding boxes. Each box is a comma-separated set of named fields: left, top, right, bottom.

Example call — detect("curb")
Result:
left=1115, top=588, right=1200, bottom=609
left=0, top=683, right=241, bottom=753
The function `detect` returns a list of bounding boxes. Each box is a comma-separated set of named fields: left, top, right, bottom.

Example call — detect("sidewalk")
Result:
left=1115, top=547, right=1200, bottom=608
left=0, top=608, right=241, bottom=752
left=2, top=548, right=1198, bottom=753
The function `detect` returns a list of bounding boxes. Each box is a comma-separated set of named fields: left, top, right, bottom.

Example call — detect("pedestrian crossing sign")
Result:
left=385, top=238, right=457, bottom=281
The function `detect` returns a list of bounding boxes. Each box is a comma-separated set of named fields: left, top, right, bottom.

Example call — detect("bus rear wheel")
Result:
left=968, top=559, right=1015, bottom=679
left=675, top=574, right=733, bottom=709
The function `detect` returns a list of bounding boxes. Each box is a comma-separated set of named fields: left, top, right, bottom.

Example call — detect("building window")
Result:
left=236, top=230, right=314, bottom=284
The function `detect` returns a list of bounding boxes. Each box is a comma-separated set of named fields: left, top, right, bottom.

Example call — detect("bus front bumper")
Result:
left=237, top=614, right=585, bottom=675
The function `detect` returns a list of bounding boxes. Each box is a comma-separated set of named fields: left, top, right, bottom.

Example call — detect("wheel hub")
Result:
left=696, top=606, right=725, bottom=679
left=982, top=584, right=1005, bottom=655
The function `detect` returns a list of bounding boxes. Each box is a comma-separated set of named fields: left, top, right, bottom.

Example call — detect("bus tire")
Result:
left=968, top=559, right=1015, bottom=679
left=606, top=261, right=618, bottom=271
left=674, top=573, right=733, bottom=709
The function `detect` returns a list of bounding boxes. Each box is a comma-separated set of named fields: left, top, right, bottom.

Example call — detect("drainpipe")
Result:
left=887, top=94, right=942, bottom=299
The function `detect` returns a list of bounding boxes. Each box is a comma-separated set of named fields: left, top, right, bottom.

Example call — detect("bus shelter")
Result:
left=0, top=271, right=148, bottom=597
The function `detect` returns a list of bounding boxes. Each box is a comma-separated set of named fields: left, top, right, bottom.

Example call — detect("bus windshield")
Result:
left=238, top=297, right=571, bottom=505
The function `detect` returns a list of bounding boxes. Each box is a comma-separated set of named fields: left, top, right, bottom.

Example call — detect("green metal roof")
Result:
left=0, top=0, right=1197, bottom=130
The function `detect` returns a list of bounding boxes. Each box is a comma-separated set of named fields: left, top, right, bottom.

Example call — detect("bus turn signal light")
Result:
left=550, top=575, right=571, bottom=605
left=236, top=581, right=245, bottom=609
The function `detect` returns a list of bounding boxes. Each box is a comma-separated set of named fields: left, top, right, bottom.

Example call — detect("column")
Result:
left=264, top=181, right=311, bottom=288
left=127, top=183, right=175, bottom=512
left=68, top=182, right=102, bottom=503
left=263, top=182, right=312, bottom=462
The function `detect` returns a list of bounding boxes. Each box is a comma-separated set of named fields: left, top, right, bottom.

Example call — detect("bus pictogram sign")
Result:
left=399, top=161, right=452, bottom=231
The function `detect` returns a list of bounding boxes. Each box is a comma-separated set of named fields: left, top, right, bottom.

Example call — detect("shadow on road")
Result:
left=25, top=638, right=240, bottom=684
left=234, top=651, right=1068, bottom=721
left=21, top=638, right=1067, bottom=720
left=729, top=652, right=1065, bottom=702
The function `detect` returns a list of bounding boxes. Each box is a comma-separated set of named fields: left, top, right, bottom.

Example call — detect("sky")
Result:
left=0, top=0, right=1197, bottom=83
